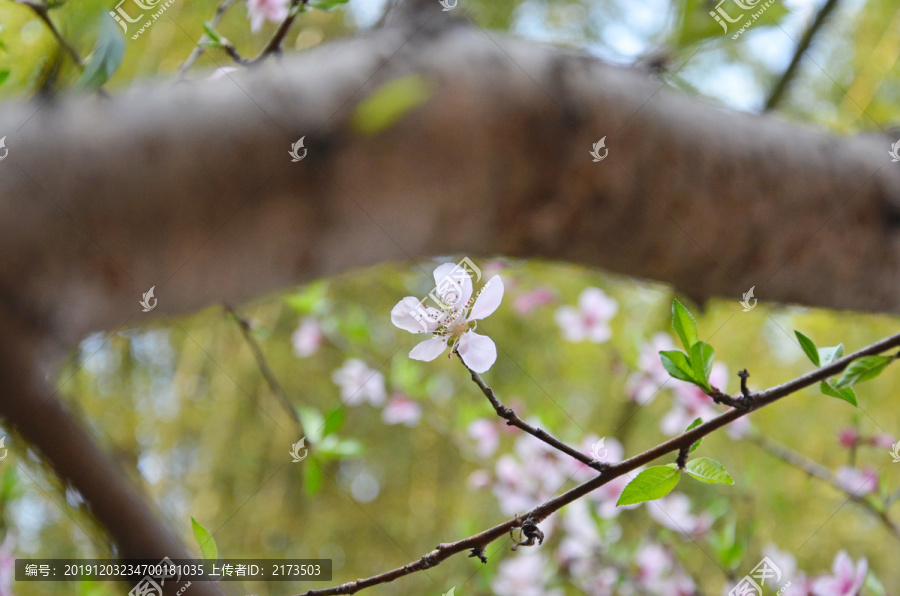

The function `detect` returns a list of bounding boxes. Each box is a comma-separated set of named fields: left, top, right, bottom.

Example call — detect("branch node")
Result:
left=510, top=518, right=544, bottom=551
left=468, top=547, right=487, bottom=564
left=738, top=369, right=751, bottom=398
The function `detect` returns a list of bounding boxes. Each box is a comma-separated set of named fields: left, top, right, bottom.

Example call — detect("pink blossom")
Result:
left=810, top=551, right=867, bottom=596
left=835, top=466, right=878, bottom=496
left=514, top=287, right=556, bottom=315
left=635, top=542, right=695, bottom=595
left=626, top=333, right=676, bottom=404
left=868, top=433, right=896, bottom=448
left=246, top=0, right=289, bottom=32
left=381, top=395, right=421, bottom=427
left=646, top=493, right=712, bottom=537
left=467, top=469, right=491, bottom=490
left=557, top=499, right=602, bottom=571
left=838, top=428, right=859, bottom=448
left=292, top=317, right=323, bottom=358
left=331, top=359, right=386, bottom=407
left=555, top=287, right=618, bottom=343
left=391, top=263, right=504, bottom=373
left=567, top=435, right=624, bottom=483
left=468, top=418, right=500, bottom=458
left=492, top=551, right=563, bottom=596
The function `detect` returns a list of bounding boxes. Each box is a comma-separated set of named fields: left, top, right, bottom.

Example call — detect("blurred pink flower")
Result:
left=292, top=317, right=323, bottom=358
left=555, top=287, right=618, bottom=343
left=810, top=551, right=867, bottom=596
left=391, top=264, right=504, bottom=373
left=646, top=493, right=712, bottom=537
left=557, top=499, right=601, bottom=571
left=567, top=435, right=624, bottom=483
left=331, top=359, right=386, bottom=407
left=468, top=418, right=500, bottom=458
left=661, top=363, right=730, bottom=436
left=838, top=428, right=859, bottom=448
left=381, top=395, right=421, bottom=427
left=835, top=466, right=878, bottom=496
left=869, top=433, right=896, bottom=448
left=246, top=0, right=289, bottom=32
left=635, top=542, right=695, bottom=595
left=492, top=551, right=563, bottom=596
left=514, top=287, right=556, bottom=315
left=467, top=469, right=491, bottom=490
left=626, top=333, right=676, bottom=404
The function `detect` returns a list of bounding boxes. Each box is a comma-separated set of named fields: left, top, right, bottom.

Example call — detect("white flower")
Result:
left=246, top=0, right=289, bottom=32
left=292, top=316, right=323, bottom=358
left=555, top=287, right=618, bottom=343
left=331, top=359, right=386, bottom=407
left=391, top=263, right=504, bottom=373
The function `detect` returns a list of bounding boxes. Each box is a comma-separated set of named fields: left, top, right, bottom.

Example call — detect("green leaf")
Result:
left=77, top=14, right=124, bottom=91
left=351, top=75, right=432, bottom=136
left=795, top=331, right=819, bottom=366
left=0, top=70, right=9, bottom=86
left=819, top=380, right=858, bottom=407
left=836, top=356, right=893, bottom=388
left=689, top=341, right=715, bottom=390
left=659, top=350, right=699, bottom=384
left=288, top=1, right=307, bottom=17
left=303, top=459, right=323, bottom=497
left=297, top=407, right=325, bottom=444
left=671, top=299, right=699, bottom=352
left=684, top=417, right=703, bottom=453
left=617, top=465, right=681, bottom=506
left=321, top=407, right=345, bottom=437
left=284, top=280, right=328, bottom=314
left=310, top=0, right=348, bottom=10
left=818, top=343, right=844, bottom=367
left=684, top=457, right=734, bottom=485
left=316, top=435, right=365, bottom=459
left=191, top=517, right=218, bottom=561
left=202, top=22, right=223, bottom=47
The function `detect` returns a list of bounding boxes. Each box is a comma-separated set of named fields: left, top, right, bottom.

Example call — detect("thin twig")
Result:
left=456, top=353, right=607, bottom=473
left=764, top=0, right=841, bottom=111
left=245, top=0, right=309, bottom=65
left=17, top=0, right=83, bottom=69
left=224, top=305, right=305, bottom=435
left=749, top=433, right=900, bottom=541
left=174, top=0, right=239, bottom=82
left=297, top=330, right=900, bottom=595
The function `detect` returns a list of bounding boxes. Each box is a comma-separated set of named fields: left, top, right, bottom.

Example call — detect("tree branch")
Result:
left=457, top=353, right=607, bottom=472
left=174, top=0, right=239, bottom=81
left=765, top=0, right=841, bottom=111
left=17, top=0, right=84, bottom=69
left=748, top=433, right=900, bottom=541
left=296, top=329, right=900, bottom=595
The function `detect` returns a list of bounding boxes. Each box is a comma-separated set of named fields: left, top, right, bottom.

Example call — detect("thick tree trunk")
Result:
left=0, top=1, right=897, bottom=585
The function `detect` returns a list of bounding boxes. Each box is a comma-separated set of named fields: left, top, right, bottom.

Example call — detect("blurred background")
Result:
left=1, top=0, right=899, bottom=594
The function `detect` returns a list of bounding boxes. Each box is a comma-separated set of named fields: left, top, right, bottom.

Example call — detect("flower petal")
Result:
left=458, top=331, right=497, bottom=373
left=409, top=337, right=447, bottom=362
left=391, top=297, right=441, bottom=334
left=432, top=263, right=473, bottom=309
left=469, top=275, right=504, bottom=320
